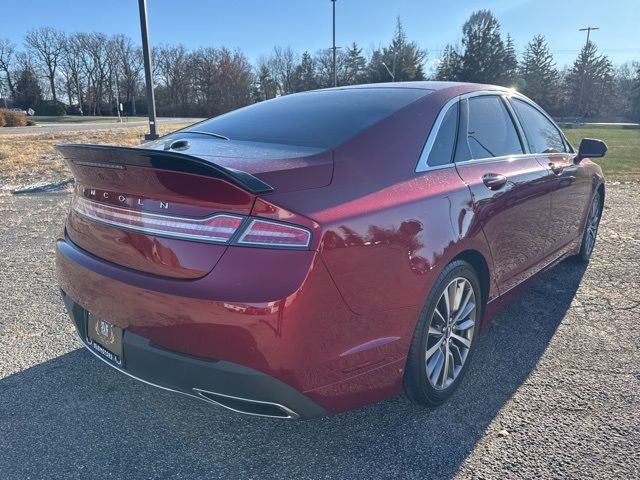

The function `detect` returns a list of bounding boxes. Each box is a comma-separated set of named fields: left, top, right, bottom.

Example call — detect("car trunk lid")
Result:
left=57, top=141, right=330, bottom=279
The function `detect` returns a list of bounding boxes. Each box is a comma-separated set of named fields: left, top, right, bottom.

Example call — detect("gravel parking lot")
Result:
left=1, top=184, right=638, bottom=479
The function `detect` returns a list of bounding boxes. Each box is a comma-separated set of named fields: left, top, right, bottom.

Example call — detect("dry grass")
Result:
left=0, top=109, right=28, bottom=127
left=0, top=123, right=193, bottom=192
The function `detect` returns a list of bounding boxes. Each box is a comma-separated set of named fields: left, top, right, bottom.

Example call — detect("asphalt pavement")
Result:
left=0, top=184, right=638, bottom=479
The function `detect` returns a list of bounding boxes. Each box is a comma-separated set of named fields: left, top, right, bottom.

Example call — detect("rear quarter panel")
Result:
left=262, top=87, right=499, bottom=335
left=318, top=168, right=483, bottom=315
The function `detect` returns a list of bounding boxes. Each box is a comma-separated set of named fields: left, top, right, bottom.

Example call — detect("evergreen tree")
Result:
left=366, top=18, right=426, bottom=83
left=342, top=43, right=366, bottom=85
left=387, top=18, right=426, bottom=82
left=501, top=34, right=518, bottom=85
left=12, top=67, right=42, bottom=109
left=435, top=44, right=461, bottom=81
left=291, top=51, right=317, bottom=92
left=458, top=10, right=509, bottom=85
left=518, top=34, right=559, bottom=112
left=365, top=49, right=388, bottom=83
left=253, top=63, right=277, bottom=102
left=563, top=40, right=614, bottom=119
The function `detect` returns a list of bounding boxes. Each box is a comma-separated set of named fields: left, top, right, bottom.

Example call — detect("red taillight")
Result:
left=236, top=219, right=311, bottom=248
left=71, top=196, right=243, bottom=243
left=71, top=196, right=311, bottom=249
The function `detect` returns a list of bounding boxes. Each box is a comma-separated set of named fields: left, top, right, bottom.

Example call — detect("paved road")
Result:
left=0, top=185, right=638, bottom=479
left=0, top=117, right=200, bottom=135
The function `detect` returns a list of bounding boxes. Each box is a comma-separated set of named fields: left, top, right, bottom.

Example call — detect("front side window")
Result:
left=511, top=98, right=567, bottom=154
left=466, top=96, right=523, bottom=159
left=426, top=102, right=459, bottom=167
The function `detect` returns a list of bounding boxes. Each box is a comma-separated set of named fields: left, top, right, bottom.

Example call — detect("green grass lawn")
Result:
left=562, top=126, right=640, bottom=181
left=31, top=115, right=148, bottom=124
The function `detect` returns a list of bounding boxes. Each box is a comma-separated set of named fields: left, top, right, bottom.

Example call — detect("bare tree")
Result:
left=156, top=44, right=191, bottom=116
left=105, top=37, right=121, bottom=117
left=114, top=35, right=143, bottom=115
left=610, top=63, right=636, bottom=119
left=0, top=38, right=16, bottom=98
left=190, top=47, right=253, bottom=116
left=24, top=27, right=66, bottom=104
left=314, top=48, right=347, bottom=88
left=62, top=34, right=86, bottom=114
left=268, top=46, right=298, bottom=95
left=76, top=32, right=110, bottom=115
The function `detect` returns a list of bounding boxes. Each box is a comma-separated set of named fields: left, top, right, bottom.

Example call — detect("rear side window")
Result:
left=467, top=96, right=523, bottom=159
left=511, top=98, right=567, bottom=154
left=427, top=102, right=458, bottom=167
left=187, top=88, right=431, bottom=149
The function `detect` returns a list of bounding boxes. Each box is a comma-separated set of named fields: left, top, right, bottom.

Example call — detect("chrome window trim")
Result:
left=452, top=152, right=541, bottom=168
left=501, top=94, right=530, bottom=154
left=415, top=89, right=572, bottom=173
left=507, top=95, right=573, bottom=154
left=415, top=95, right=460, bottom=172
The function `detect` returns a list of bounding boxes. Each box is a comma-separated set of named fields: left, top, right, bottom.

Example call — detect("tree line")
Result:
left=1, top=10, right=639, bottom=121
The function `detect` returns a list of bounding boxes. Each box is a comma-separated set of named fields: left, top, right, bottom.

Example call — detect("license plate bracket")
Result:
left=86, top=313, right=123, bottom=365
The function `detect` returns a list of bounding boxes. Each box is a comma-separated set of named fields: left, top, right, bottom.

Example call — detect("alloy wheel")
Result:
left=584, top=195, right=601, bottom=257
left=425, top=277, right=476, bottom=390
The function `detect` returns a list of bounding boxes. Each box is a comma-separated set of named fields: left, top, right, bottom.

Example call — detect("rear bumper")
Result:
left=62, top=291, right=327, bottom=419
left=56, top=234, right=413, bottom=415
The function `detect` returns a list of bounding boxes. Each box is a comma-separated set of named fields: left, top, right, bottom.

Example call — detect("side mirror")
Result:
left=576, top=138, right=607, bottom=163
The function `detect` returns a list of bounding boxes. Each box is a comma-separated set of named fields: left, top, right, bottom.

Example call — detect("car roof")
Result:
left=318, top=81, right=510, bottom=94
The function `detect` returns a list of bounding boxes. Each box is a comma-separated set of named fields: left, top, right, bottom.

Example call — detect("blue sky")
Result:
left=3, top=0, right=639, bottom=69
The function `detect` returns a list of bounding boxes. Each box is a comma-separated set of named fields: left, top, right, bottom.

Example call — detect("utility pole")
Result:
left=138, top=0, right=158, bottom=140
left=576, top=26, right=599, bottom=123
left=331, top=0, right=337, bottom=87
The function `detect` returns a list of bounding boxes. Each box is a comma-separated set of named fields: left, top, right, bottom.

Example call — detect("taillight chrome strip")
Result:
left=71, top=195, right=243, bottom=243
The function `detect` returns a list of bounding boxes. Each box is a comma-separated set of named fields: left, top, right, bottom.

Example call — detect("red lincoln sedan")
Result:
left=56, top=81, right=606, bottom=418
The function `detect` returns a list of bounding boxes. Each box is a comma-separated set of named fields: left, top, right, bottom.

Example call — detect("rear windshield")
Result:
left=187, top=88, right=432, bottom=149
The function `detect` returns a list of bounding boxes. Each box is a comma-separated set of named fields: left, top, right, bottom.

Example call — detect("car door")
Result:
left=454, top=94, right=552, bottom=295
left=508, top=97, right=593, bottom=256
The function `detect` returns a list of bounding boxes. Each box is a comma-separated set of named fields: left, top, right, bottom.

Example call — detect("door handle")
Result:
left=549, top=162, right=564, bottom=175
left=482, top=173, right=507, bottom=190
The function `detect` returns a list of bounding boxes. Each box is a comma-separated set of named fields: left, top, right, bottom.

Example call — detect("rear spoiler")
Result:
left=56, top=143, right=274, bottom=194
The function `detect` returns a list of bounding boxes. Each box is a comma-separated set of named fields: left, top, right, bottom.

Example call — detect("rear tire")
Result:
left=576, top=193, right=602, bottom=263
left=403, top=260, right=482, bottom=406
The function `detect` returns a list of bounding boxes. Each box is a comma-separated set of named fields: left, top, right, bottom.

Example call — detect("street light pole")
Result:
left=576, top=26, right=599, bottom=123
left=381, top=61, right=395, bottom=82
left=332, top=0, right=337, bottom=87
left=138, top=0, right=158, bottom=140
